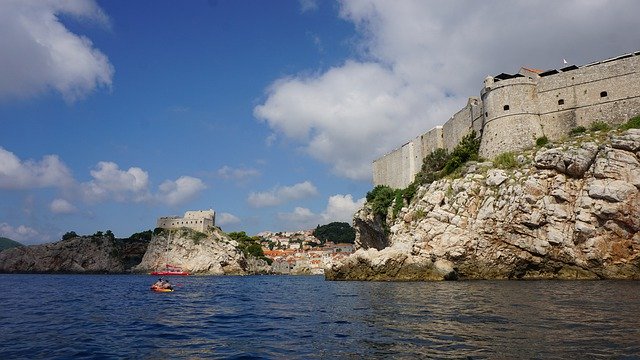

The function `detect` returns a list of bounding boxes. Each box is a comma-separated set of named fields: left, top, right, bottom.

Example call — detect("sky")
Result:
left=2, top=0, right=640, bottom=244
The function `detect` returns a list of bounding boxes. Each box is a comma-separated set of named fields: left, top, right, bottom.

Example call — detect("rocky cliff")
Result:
left=0, top=235, right=148, bottom=273
left=133, top=227, right=248, bottom=275
left=326, top=129, right=640, bottom=280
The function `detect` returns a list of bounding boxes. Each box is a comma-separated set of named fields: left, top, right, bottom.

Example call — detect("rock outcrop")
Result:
left=326, top=129, right=640, bottom=280
left=0, top=236, right=149, bottom=273
left=133, top=227, right=248, bottom=275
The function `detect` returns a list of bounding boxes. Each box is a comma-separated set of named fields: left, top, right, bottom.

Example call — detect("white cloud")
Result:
left=217, top=165, right=260, bottom=181
left=0, top=0, right=113, bottom=101
left=157, top=176, right=207, bottom=206
left=50, top=198, right=76, bottom=214
left=82, top=161, right=150, bottom=202
left=217, top=212, right=241, bottom=226
left=0, top=222, right=41, bottom=243
left=255, top=0, right=640, bottom=180
left=277, top=193, right=365, bottom=230
left=321, top=194, right=366, bottom=223
left=0, top=147, right=74, bottom=189
left=248, top=181, right=318, bottom=208
left=299, top=0, right=318, bottom=13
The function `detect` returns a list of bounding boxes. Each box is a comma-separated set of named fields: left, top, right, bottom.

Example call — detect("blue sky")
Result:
left=2, top=0, right=640, bottom=244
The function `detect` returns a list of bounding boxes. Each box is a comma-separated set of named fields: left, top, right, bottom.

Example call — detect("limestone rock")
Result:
left=0, top=236, right=149, bottom=273
left=611, top=129, right=640, bottom=152
left=133, top=228, right=247, bottom=275
left=329, top=131, right=640, bottom=281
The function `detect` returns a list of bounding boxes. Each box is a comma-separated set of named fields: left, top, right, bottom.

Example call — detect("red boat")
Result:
left=150, top=264, right=190, bottom=276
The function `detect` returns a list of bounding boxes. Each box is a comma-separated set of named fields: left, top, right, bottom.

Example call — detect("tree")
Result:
left=313, top=222, right=356, bottom=244
left=62, top=231, right=78, bottom=240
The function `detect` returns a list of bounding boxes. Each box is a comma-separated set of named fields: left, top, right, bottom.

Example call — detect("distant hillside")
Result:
left=0, top=237, right=24, bottom=251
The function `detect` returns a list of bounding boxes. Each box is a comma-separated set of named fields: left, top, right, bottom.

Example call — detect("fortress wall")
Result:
left=442, top=102, right=475, bottom=151
left=420, top=126, right=444, bottom=156
left=373, top=52, right=640, bottom=188
left=373, top=144, right=407, bottom=188
left=537, top=55, right=640, bottom=139
left=157, top=210, right=215, bottom=232
left=470, top=98, right=484, bottom=136
left=480, top=78, right=543, bottom=158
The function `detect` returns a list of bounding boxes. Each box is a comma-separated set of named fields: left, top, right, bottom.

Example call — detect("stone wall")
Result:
left=156, top=209, right=216, bottom=233
left=373, top=51, right=640, bottom=189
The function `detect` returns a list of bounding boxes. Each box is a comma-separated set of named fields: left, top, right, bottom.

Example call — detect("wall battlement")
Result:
left=373, top=51, right=640, bottom=189
left=156, top=209, right=216, bottom=232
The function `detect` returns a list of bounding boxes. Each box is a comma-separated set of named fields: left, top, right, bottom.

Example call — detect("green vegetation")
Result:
left=153, top=227, right=164, bottom=236
left=619, top=115, right=640, bottom=130
left=129, top=230, right=153, bottom=241
left=569, top=126, right=587, bottom=136
left=590, top=121, right=610, bottom=132
left=0, top=237, right=24, bottom=251
left=536, top=136, right=549, bottom=147
left=190, top=231, right=207, bottom=245
left=228, top=231, right=272, bottom=265
left=494, top=152, right=518, bottom=170
left=62, top=231, right=78, bottom=240
left=313, top=222, right=356, bottom=244
left=366, top=185, right=397, bottom=218
left=366, top=132, right=481, bottom=225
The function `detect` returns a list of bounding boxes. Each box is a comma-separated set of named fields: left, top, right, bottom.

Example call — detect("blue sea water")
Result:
left=1, top=275, right=639, bottom=359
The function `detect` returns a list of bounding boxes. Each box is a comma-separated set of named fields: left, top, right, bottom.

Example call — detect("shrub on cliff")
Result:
left=62, top=231, right=77, bottom=240
left=619, top=115, right=640, bottom=130
left=228, top=231, right=271, bottom=264
left=494, top=152, right=518, bottom=169
left=366, top=185, right=397, bottom=218
left=590, top=121, right=610, bottom=132
left=129, top=230, right=153, bottom=241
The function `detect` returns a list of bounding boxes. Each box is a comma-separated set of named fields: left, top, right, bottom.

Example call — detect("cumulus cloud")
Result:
left=217, top=212, right=241, bottom=226
left=217, top=165, right=260, bottom=181
left=255, top=0, right=640, bottom=180
left=0, top=0, right=114, bottom=102
left=248, top=181, right=318, bottom=208
left=277, top=193, right=365, bottom=230
left=82, top=162, right=150, bottom=202
left=157, top=176, right=207, bottom=206
left=0, top=222, right=41, bottom=243
left=50, top=198, right=76, bottom=214
left=0, top=147, right=74, bottom=189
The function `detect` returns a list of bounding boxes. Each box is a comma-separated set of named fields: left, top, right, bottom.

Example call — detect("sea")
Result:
left=1, top=274, right=639, bottom=359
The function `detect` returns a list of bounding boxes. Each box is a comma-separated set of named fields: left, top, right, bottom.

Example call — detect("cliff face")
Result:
left=133, top=228, right=248, bottom=275
left=326, top=129, right=640, bottom=280
left=0, top=236, right=149, bottom=273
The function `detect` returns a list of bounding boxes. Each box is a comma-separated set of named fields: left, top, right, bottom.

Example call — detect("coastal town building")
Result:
left=156, top=209, right=216, bottom=232
left=258, top=230, right=354, bottom=274
left=374, top=51, right=640, bottom=189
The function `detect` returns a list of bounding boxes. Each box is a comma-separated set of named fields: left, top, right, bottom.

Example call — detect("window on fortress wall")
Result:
left=503, top=105, right=509, bottom=111
left=600, top=91, right=608, bottom=98
left=558, top=99, right=564, bottom=105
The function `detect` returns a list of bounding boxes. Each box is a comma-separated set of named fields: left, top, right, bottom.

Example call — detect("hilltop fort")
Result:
left=156, top=209, right=216, bottom=232
left=373, top=51, right=640, bottom=189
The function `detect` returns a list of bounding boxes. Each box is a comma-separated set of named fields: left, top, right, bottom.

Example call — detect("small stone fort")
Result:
left=156, top=209, right=216, bottom=232
left=373, top=51, right=640, bottom=189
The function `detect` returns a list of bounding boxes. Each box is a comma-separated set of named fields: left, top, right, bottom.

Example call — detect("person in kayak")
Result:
left=152, top=278, right=173, bottom=290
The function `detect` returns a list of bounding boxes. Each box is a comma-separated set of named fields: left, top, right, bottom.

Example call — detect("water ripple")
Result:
left=1, top=275, right=640, bottom=359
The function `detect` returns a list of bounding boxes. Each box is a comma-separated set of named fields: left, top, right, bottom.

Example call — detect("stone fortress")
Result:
left=156, top=209, right=216, bottom=232
left=373, top=51, right=640, bottom=189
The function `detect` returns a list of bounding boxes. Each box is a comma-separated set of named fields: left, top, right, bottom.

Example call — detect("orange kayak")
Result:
left=150, top=286, right=174, bottom=292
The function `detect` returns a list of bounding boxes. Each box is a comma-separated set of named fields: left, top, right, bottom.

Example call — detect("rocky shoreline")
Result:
left=0, top=227, right=265, bottom=275
left=326, top=129, right=640, bottom=281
